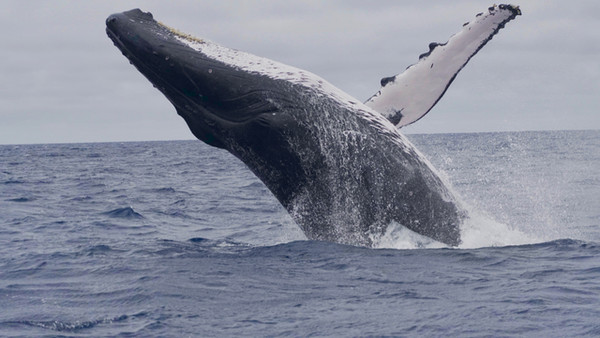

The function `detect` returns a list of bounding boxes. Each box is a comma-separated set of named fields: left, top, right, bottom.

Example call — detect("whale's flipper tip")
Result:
left=499, top=4, right=522, bottom=16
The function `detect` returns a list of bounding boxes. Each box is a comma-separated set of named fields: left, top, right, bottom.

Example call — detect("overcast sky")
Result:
left=1, top=1, right=598, bottom=145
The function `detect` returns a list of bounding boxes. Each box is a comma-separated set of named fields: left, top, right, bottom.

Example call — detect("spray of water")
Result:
left=372, top=208, right=543, bottom=250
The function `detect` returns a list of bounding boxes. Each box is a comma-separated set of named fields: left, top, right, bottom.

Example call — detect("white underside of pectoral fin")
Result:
left=365, top=4, right=521, bottom=128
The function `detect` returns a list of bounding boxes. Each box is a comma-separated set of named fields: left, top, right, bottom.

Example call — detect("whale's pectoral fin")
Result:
left=365, top=4, right=521, bottom=128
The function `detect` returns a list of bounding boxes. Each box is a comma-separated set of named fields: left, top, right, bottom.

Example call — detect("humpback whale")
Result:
left=106, top=5, right=521, bottom=246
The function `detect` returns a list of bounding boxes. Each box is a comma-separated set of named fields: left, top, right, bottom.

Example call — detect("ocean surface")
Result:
left=1, top=130, right=599, bottom=336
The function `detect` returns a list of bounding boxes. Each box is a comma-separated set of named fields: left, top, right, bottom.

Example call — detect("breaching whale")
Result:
left=106, top=5, right=521, bottom=246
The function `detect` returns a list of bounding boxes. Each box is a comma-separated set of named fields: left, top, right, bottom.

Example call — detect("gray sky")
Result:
left=1, top=1, right=598, bottom=145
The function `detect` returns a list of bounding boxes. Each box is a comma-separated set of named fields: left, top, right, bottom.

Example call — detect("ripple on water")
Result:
left=102, top=207, right=144, bottom=219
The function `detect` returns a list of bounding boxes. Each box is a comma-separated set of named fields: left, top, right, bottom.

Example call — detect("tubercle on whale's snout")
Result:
left=106, top=8, right=154, bottom=26
left=106, top=8, right=205, bottom=49
left=157, top=21, right=204, bottom=44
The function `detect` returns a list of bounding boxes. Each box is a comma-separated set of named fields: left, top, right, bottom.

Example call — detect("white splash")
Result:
left=457, top=211, right=542, bottom=249
left=371, top=222, right=447, bottom=250
left=372, top=209, right=543, bottom=250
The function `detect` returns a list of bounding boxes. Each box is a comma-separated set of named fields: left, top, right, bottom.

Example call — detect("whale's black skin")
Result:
left=106, top=9, right=465, bottom=246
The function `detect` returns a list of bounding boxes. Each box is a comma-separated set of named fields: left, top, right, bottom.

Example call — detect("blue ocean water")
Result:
left=1, top=130, right=599, bottom=336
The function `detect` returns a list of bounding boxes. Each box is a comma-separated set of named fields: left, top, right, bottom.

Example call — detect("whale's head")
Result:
left=106, top=9, right=295, bottom=151
left=106, top=8, right=320, bottom=207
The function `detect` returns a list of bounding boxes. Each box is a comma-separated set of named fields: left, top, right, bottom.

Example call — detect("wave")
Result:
left=4, top=261, right=48, bottom=278
left=6, top=197, right=34, bottom=202
left=147, top=187, right=177, bottom=194
left=2, top=179, right=25, bottom=185
left=102, top=207, right=144, bottom=219
left=0, top=313, right=141, bottom=333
